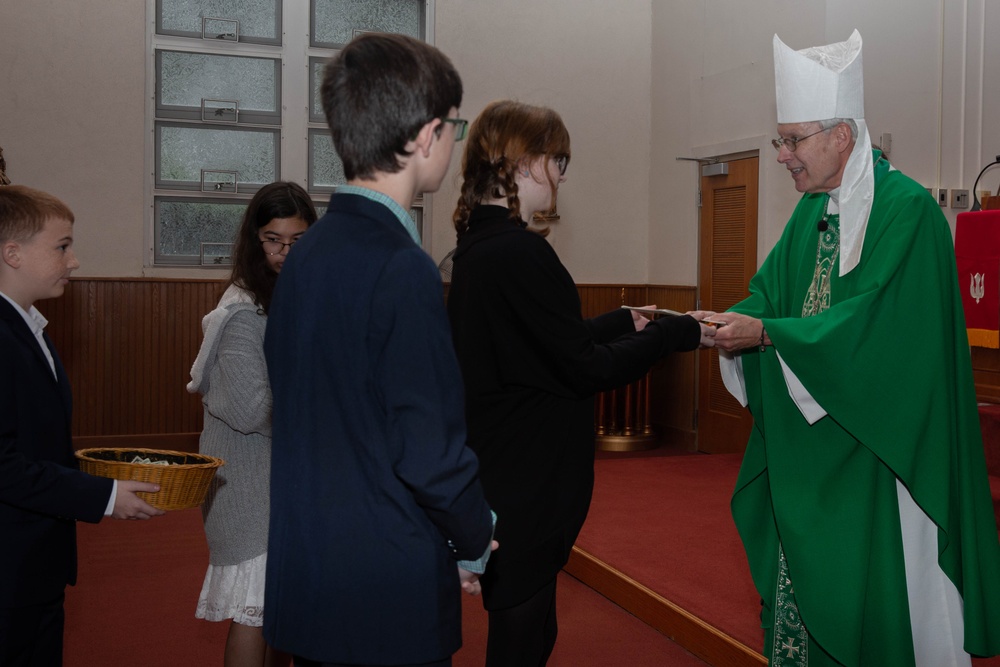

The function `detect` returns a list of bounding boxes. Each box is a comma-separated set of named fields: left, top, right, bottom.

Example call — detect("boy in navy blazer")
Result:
left=0, top=185, right=163, bottom=666
left=262, top=34, right=494, bottom=667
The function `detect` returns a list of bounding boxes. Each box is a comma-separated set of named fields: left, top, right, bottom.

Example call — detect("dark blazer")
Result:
left=263, top=193, right=493, bottom=664
left=0, top=296, right=111, bottom=609
left=447, top=205, right=701, bottom=609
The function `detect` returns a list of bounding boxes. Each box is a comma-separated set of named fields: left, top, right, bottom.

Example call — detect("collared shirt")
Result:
left=336, top=185, right=421, bottom=245
left=0, top=289, right=56, bottom=379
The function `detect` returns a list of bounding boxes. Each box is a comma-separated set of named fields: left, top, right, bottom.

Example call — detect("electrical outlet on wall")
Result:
left=951, top=189, right=969, bottom=209
left=936, top=188, right=948, bottom=207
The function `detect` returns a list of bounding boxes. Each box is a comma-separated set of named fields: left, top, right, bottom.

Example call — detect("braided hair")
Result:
left=453, top=100, right=570, bottom=241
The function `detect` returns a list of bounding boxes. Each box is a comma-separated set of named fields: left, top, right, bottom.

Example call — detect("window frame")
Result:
left=153, top=120, right=282, bottom=193
left=145, top=0, right=436, bottom=269
left=309, top=0, right=426, bottom=49
left=153, top=195, right=247, bottom=266
left=154, top=48, right=283, bottom=126
left=154, top=0, right=284, bottom=46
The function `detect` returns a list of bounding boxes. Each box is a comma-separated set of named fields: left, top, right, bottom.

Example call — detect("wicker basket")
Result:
left=75, top=447, right=224, bottom=511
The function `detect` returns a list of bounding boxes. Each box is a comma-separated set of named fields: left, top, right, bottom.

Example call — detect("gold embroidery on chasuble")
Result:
left=772, top=214, right=839, bottom=666
left=772, top=546, right=809, bottom=666
left=802, top=216, right=839, bottom=317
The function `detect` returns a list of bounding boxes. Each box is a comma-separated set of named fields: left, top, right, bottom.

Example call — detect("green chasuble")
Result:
left=729, top=152, right=1000, bottom=665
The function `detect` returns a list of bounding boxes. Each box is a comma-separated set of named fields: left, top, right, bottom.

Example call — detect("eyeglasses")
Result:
left=260, top=238, right=296, bottom=256
left=554, top=155, right=569, bottom=176
left=443, top=118, right=468, bottom=141
left=771, top=127, right=830, bottom=152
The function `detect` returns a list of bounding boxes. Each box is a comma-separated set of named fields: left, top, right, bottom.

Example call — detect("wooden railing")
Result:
left=578, top=285, right=698, bottom=451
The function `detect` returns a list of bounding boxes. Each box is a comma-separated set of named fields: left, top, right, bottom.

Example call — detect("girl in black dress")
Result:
left=447, top=100, right=714, bottom=667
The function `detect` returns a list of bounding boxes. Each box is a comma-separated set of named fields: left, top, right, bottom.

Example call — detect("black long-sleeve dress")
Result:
left=447, top=205, right=701, bottom=609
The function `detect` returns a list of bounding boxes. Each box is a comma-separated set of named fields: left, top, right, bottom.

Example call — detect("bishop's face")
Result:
left=775, top=122, right=851, bottom=194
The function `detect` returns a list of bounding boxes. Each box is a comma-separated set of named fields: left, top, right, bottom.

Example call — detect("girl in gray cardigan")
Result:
left=188, top=182, right=316, bottom=667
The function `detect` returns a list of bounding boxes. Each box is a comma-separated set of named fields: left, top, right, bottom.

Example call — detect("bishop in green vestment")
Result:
left=696, top=30, right=1000, bottom=666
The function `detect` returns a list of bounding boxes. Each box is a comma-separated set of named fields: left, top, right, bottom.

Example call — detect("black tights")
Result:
left=485, top=577, right=558, bottom=667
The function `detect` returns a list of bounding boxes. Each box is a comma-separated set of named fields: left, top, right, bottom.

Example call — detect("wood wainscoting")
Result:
left=971, top=347, right=1000, bottom=403
left=40, top=278, right=226, bottom=452
left=39, top=279, right=699, bottom=452
left=40, top=276, right=1000, bottom=461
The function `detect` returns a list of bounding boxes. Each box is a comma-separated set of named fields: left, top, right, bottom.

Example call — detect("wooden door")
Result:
left=697, top=157, right=758, bottom=453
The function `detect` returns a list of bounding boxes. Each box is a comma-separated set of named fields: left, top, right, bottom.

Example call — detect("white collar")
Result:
left=0, top=290, right=48, bottom=336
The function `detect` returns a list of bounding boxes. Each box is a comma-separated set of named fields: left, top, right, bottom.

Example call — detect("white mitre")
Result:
left=774, top=29, right=873, bottom=277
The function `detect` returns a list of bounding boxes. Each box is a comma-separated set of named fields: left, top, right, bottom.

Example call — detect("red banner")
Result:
left=955, top=210, right=1000, bottom=348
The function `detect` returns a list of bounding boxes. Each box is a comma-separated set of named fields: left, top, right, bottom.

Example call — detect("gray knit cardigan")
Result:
left=188, top=285, right=272, bottom=566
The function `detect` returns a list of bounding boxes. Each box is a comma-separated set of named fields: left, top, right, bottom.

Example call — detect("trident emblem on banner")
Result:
left=971, top=273, right=985, bottom=304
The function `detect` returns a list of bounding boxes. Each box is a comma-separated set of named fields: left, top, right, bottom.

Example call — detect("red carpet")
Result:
left=64, top=510, right=228, bottom=665
left=577, top=450, right=1000, bottom=666
left=62, top=450, right=1000, bottom=666
left=577, top=453, right=760, bottom=651
left=457, top=573, right=709, bottom=666
left=64, top=508, right=708, bottom=666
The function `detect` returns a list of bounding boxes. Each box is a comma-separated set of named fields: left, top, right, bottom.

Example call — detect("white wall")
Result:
left=0, top=0, right=655, bottom=282
left=0, top=0, right=148, bottom=277
left=650, top=0, right=999, bottom=282
left=433, top=0, right=653, bottom=284
left=0, top=0, right=996, bottom=284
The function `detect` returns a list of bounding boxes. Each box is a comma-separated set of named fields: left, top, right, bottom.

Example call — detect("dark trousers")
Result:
left=0, top=593, right=66, bottom=667
left=485, top=576, right=558, bottom=667
left=293, top=657, right=451, bottom=667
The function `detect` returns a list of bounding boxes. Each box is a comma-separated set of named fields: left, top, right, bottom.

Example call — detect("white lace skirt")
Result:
left=195, top=552, right=268, bottom=627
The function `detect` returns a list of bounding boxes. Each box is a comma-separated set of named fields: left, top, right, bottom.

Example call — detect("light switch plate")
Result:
left=951, top=189, right=969, bottom=209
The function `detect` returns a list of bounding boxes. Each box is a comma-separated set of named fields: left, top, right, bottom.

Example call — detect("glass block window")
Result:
left=155, top=122, right=280, bottom=191
left=156, top=50, right=281, bottom=125
left=156, top=0, right=283, bottom=45
left=308, top=129, right=346, bottom=192
left=311, top=0, right=424, bottom=48
left=149, top=1, right=434, bottom=267
left=154, top=197, right=246, bottom=265
left=309, top=56, right=330, bottom=124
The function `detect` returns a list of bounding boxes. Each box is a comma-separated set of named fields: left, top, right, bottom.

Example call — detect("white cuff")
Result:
left=103, top=479, right=118, bottom=516
left=776, top=350, right=827, bottom=424
left=719, top=348, right=827, bottom=424
left=719, top=351, right=748, bottom=407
